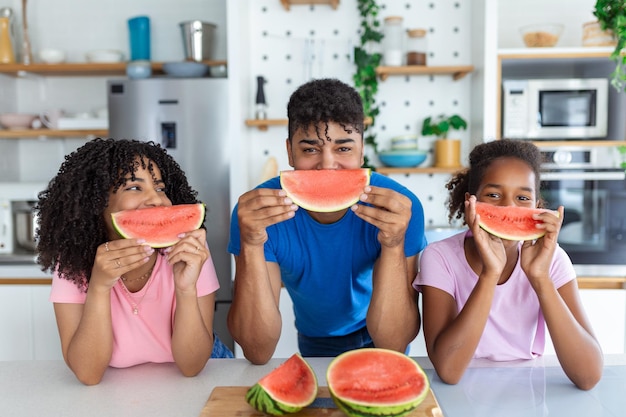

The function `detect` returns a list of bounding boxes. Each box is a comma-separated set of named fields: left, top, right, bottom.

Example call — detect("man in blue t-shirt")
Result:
left=227, top=78, right=427, bottom=364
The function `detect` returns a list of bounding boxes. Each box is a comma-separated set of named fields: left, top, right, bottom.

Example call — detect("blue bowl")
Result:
left=378, top=150, right=428, bottom=168
left=162, top=61, right=208, bottom=78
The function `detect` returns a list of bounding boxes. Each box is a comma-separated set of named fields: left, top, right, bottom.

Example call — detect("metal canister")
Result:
left=179, top=20, right=216, bottom=62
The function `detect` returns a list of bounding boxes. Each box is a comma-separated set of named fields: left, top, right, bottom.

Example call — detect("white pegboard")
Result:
left=243, top=0, right=475, bottom=192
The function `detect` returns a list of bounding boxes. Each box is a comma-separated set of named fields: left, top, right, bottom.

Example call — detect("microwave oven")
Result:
left=502, top=78, right=608, bottom=140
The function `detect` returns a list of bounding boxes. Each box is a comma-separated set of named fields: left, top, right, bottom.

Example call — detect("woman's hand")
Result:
left=521, top=205, right=564, bottom=284
left=465, top=195, right=506, bottom=278
left=166, top=228, right=209, bottom=293
left=91, top=239, right=154, bottom=291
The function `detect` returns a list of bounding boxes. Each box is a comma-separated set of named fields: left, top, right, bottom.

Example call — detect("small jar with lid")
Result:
left=406, top=28, right=427, bottom=66
left=382, top=16, right=404, bottom=66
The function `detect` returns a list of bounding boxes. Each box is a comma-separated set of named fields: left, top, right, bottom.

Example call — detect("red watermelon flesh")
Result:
left=111, top=203, right=205, bottom=248
left=279, top=169, right=371, bottom=212
left=475, top=201, right=557, bottom=241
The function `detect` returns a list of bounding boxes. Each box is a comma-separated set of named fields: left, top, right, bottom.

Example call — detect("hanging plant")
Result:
left=354, top=0, right=383, bottom=167
left=594, top=0, right=626, bottom=92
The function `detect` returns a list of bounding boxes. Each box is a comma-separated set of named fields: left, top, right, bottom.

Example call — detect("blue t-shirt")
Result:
left=228, top=172, right=426, bottom=338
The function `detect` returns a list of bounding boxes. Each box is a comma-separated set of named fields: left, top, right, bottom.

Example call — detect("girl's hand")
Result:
left=166, top=228, right=209, bottom=293
left=91, top=239, right=154, bottom=291
left=465, top=195, right=506, bottom=278
left=521, top=205, right=564, bottom=284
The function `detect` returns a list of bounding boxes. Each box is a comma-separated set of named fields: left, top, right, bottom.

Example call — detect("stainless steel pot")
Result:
left=13, top=200, right=37, bottom=251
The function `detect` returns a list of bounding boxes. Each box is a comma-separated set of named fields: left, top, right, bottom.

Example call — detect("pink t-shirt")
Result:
left=49, top=252, right=220, bottom=368
left=414, top=230, right=576, bottom=361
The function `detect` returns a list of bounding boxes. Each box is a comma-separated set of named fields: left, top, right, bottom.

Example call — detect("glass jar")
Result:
left=406, top=28, right=427, bottom=66
left=382, top=16, right=404, bottom=66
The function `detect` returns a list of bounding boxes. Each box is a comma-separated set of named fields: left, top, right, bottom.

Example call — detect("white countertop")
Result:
left=1, top=355, right=625, bottom=417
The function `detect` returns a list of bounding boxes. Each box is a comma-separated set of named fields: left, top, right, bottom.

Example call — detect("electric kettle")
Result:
left=0, top=7, right=15, bottom=64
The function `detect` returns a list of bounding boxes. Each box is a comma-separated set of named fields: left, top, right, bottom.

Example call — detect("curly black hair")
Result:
left=446, top=139, right=544, bottom=223
left=36, top=138, right=201, bottom=289
left=287, top=78, right=364, bottom=143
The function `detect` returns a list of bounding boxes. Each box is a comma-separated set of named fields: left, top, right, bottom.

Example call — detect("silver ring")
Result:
left=116, top=259, right=121, bottom=268
left=105, top=242, right=110, bottom=252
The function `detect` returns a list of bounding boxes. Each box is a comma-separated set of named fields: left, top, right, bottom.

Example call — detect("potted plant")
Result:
left=421, top=114, right=467, bottom=168
left=353, top=0, right=383, bottom=168
left=594, top=0, right=626, bottom=92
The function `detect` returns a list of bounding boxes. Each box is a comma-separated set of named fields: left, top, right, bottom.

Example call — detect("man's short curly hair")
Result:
left=446, top=139, right=544, bottom=224
left=287, top=78, right=364, bottom=142
left=36, top=138, right=201, bottom=289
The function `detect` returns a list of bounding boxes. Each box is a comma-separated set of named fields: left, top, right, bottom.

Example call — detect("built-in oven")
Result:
left=540, top=146, right=626, bottom=276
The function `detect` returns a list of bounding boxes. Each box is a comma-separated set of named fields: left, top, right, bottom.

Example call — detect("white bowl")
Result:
left=39, top=48, right=66, bottom=64
left=162, top=61, right=208, bottom=78
left=86, top=49, right=124, bottom=63
left=0, top=113, right=38, bottom=129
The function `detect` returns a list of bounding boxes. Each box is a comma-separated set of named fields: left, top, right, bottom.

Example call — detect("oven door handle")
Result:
left=541, top=171, right=626, bottom=181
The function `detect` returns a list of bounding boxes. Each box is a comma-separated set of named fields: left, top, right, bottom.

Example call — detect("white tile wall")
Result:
left=243, top=0, right=474, bottom=196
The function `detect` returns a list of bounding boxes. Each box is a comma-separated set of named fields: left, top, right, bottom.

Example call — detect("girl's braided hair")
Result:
left=36, top=138, right=201, bottom=288
left=446, top=139, right=544, bottom=224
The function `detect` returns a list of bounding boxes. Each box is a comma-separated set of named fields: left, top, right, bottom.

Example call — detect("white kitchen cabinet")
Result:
left=544, top=288, right=626, bottom=355
left=0, top=284, right=62, bottom=360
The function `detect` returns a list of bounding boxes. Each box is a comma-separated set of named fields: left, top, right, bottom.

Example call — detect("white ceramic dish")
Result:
left=0, top=113, right=38, bottom=129
left=86, top=49, right=124, bottom=63
left=162, top=61, right=208, bottom=78
left=39, top=48, right=66, bottom=64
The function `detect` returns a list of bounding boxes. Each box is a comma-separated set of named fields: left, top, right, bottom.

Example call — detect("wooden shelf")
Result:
left=0, top=61, right=227, bottom=77
left=376, top=65, right=474, bottom=81
left=0, top=129, right=107, bottom=138
left=376, top=166, right=464, bottom=175
left=531, top=140, right=626, bottom=148
left=280, top=0, right=339, bottom=10
left=498, top=46, right=614, bottom=60
left=245, top=117, right=373, bottom=131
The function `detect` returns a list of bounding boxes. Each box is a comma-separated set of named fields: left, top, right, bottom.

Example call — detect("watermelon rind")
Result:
left=245, top=353, right=318, bottom=416
left=279, top=169, right=371, bottom=213
left=326, top=348, right=430, bottom=417
left=111, top=203, right=205, bottom=248
left=475, top=202, right=558, bottom=241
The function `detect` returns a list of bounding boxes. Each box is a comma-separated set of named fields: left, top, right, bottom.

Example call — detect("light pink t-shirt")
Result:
left=414, top=230, right=576, bottom=361
left=49, top=252, right=220, bottom=368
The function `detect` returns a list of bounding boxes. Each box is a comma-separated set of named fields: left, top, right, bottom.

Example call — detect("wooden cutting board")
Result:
left=199, top=386, right=443, bottom=417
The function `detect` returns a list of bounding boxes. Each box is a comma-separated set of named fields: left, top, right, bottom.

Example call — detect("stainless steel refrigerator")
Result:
left=106, top=78, right=233, bottom=350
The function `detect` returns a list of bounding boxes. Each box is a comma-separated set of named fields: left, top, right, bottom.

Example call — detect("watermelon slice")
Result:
left=327, top=348, right=430, bottom=417
left=246, top=353, right=318, bottom=415
left=475, top=201, right=558, bottom=241
left=279, top=169, right=371, bottom=212
left=111, top=203, right=205, bottom=248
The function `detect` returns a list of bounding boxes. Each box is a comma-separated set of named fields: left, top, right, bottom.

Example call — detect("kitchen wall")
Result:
left=231, top=0, right=475, bottom=228
left=0, top=0, right=226, bottom=183
left=498, top=0, right=599, bottom=48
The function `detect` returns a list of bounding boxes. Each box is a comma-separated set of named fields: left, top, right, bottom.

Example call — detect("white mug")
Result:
left=40, top=109, right=64, bottom=129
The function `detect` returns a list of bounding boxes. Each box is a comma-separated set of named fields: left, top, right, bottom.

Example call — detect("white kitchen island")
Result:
left=1, top=355, right=625, bottom=417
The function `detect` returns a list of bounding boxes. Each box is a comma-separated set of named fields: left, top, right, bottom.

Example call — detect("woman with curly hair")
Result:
left=414, top=139, right=603, bottom=390
left=228, top=78, right=427, bottom=364
left=37, top=138, right=232, bottom=386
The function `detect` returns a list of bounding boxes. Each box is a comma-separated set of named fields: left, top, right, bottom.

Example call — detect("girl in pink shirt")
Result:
left=37, top=138, right=232, bottom=385
left=414, top=139, right=603, bottom=390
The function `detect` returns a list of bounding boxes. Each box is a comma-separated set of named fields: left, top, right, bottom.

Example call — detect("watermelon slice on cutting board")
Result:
left=280, top=168, right=371, bottom=212
left=326, top=348, right=430, bottom=417
left=475, top=201, right=558, bottom=241
left=111, top=203, right=205, bottom=248
left=246, top=353, right=318, bottom=415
